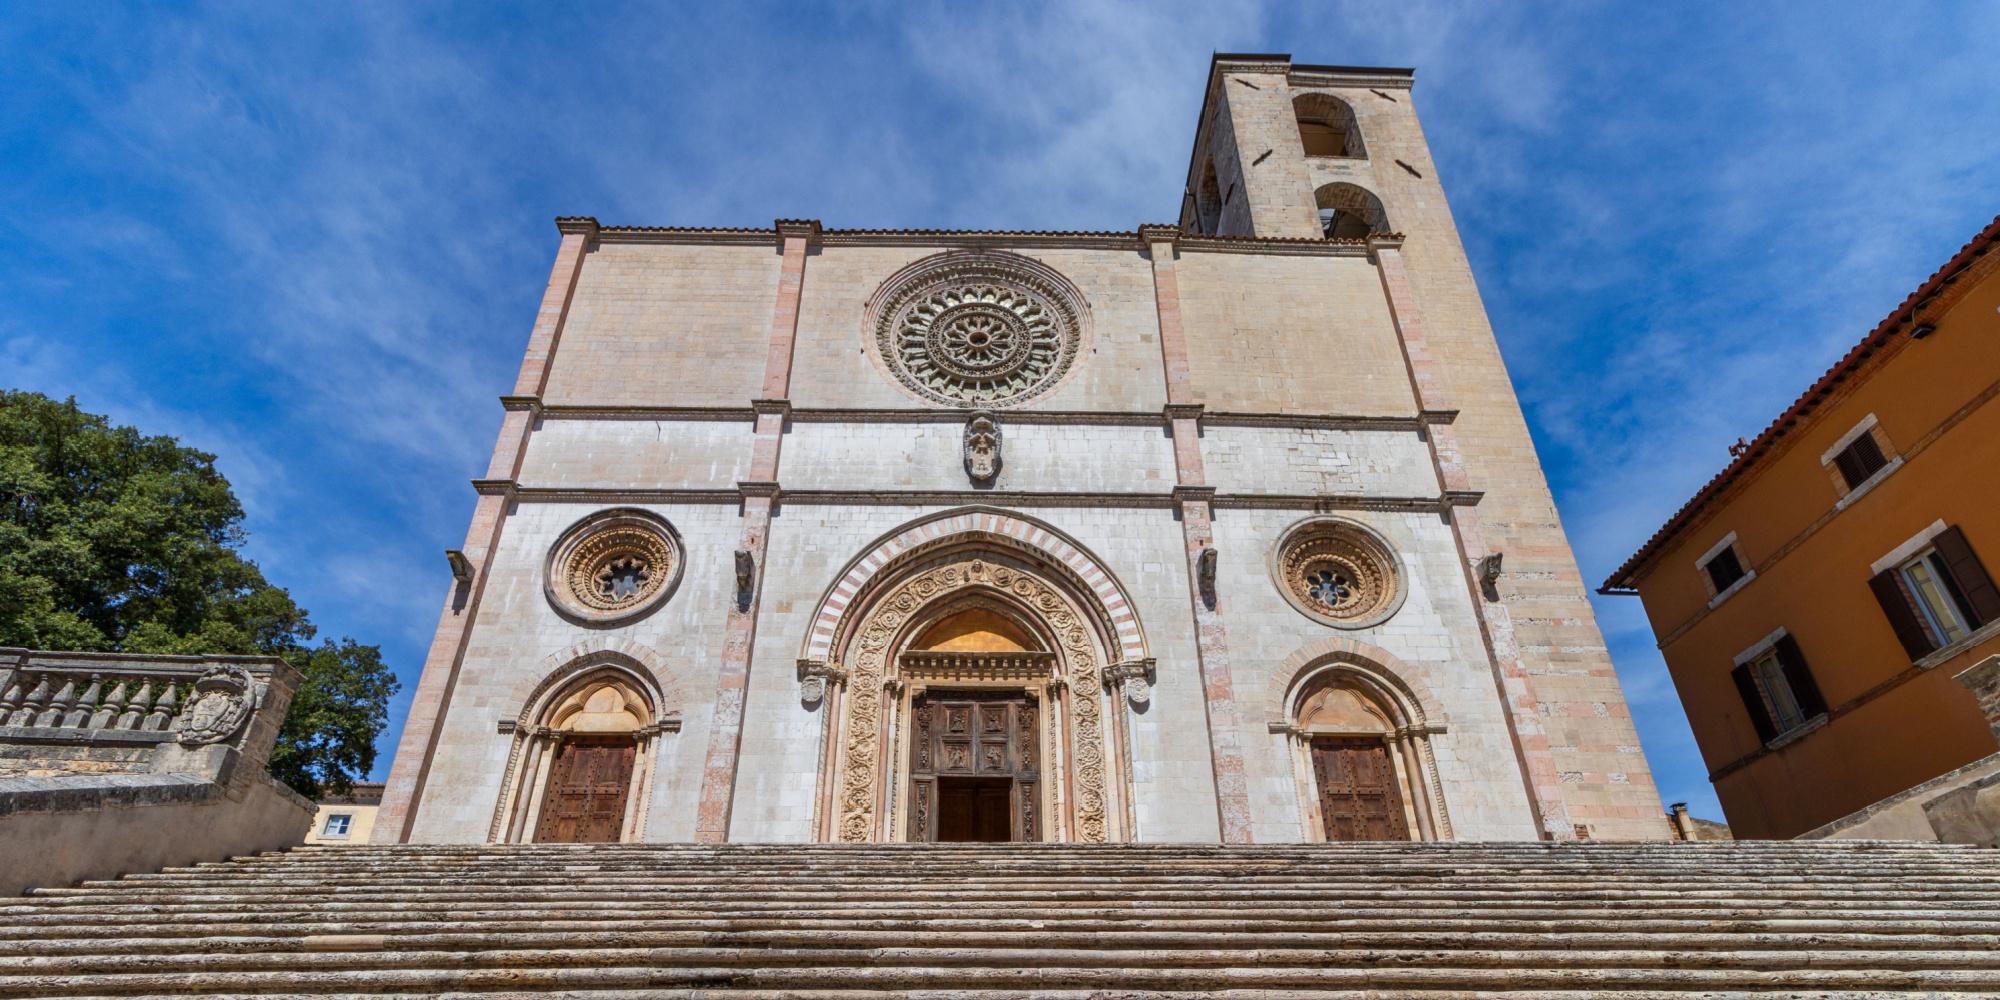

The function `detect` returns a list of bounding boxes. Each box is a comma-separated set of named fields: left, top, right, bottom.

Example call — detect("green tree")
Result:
left=0, top=390, right=398, bottom=797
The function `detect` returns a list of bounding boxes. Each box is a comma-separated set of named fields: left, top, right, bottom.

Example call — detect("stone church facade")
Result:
left=375, top=54, right=1668, bottom=846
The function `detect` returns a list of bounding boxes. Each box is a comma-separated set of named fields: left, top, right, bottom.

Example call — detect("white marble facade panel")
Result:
left=518, top=418, right=754, bottom=490
left=777, top=422, right=1175, bottom=494
left=406, top=501, right=744, bottom=844
left=1200, top=425, right=1438, bottom=499
left=1203, top=507, right=1540, bottom=841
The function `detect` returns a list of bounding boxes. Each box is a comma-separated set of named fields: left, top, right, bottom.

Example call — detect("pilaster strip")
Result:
left=1371, top=238, right=1573, bottom=840
left=376, top=223, right=592, bottom=842
left=1148, top=229, right=1253, bottom=843
left=694, top=222, right=818, bottom=842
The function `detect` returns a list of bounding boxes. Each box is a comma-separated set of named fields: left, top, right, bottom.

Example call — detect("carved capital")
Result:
left=796, top=659, right=848, bottom=705
left=1105, top=658, right=1157, bottom=708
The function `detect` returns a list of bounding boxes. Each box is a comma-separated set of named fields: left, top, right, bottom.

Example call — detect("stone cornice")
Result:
left=1137, top=224, right=1182, bottom=244
left=574, top=223, right=1379, bottom=255
left=486, top=482, right=1465, bottom=513
left=774, top=219, right=822, bottom=242
left=750, top=398, right=792, bottom=418
left=1163, top=403, right=1205, bottom=423
left=553, top=216, right=600, bottom=237
left=498, top=395, right=542, bottom=416
left=532, top=404, right=1432, bottom=433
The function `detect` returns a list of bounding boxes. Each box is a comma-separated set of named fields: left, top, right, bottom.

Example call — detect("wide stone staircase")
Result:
left=3, top=841, right=2000, bottom=996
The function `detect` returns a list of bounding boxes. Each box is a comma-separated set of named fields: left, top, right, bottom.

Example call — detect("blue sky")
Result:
left=4, top=2, right=1997, bottom=822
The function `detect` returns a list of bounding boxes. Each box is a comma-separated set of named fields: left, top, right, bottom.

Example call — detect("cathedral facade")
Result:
left=375, top=54, right=1668, bottom=846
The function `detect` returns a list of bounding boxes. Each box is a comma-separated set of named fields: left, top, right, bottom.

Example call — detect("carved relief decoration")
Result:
left=868, top=251, right=1088, bottom=408
left=964, top=411, right=1002, bottom=484
left=545, top=509, right=684, bottom=626
left=834, top=556, right=1108, bottom=843
left=1272, top=517, right=1406, bottom=630
left=174, top=665, right=257, bottom=746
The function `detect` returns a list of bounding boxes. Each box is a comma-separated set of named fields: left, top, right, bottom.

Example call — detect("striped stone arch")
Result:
left=1271, top=636, right=1454, bottom=841
left=802, top=507, right=1147, bottom=664
left=1272, top=636, right=1445, bottom=729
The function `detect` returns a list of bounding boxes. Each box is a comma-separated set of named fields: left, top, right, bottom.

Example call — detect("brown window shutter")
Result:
left=1932, top=525, right=2000, bottom=627
left=1773, top=634, right=1829, bottom=719
left=1834, top=434, right=1888, bottom=489
left=1869, top=568, right=1935, bottom=658
left=1731, top=664, right=1778, bottom=743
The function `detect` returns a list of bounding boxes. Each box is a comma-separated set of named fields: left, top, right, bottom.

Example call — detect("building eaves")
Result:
left=1601, top=212, right=2000, bottom=592
left=560, top=216, right=1389, bottom=251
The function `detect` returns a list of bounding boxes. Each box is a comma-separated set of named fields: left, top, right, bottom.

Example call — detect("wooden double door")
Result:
left=534, top=737, right=636, bottom=843
left=1311, top=736, right=1411, bottom=841
left=907, top=690, right=1041, bottom=842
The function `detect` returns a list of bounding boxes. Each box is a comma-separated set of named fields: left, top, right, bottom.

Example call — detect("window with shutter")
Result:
left=1869, top=568, right=1936, bottom=659
left=1898, top=546, right=1973, bottom=648
left=1731, top=663, right=1778, bottom=744
left=1704, top=546, right=1746, bottom=593
left=1931, top=526, right=2000, bottom=628
left=1731, top=634, right=1825, bottom=747
left=1832, top=432, right=1888, bottom=490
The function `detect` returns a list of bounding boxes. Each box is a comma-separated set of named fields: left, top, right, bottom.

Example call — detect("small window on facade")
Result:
left=1869, top=526, right=2000, bottom=659
left=1900, top=548, right=1973, bottom=648
left=1831, top=432, right=1888, bottom=490
left=323, top=813, right=352, bottom=837
left=1730, top=633, right=1828, bottom=745
left=1704, top=546, right=1746, bottom=594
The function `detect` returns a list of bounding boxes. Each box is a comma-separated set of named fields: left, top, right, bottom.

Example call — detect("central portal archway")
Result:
left=801, top=509, right=1150, bottom=843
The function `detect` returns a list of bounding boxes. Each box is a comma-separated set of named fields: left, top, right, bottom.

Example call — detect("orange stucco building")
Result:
left=1605, top=215, right=2000, bottom=840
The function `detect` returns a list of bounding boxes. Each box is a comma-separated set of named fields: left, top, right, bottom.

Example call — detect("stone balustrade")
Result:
left=0, top=648, right=312, bottom=895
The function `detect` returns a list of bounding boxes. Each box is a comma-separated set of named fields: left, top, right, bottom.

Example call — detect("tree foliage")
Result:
left=0, top=390, right=398, bottom=797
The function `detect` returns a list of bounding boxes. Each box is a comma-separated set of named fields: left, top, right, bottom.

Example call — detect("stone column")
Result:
left=1369, top=234, right=1573, bottom=841
left=1144, top=222, right=1254, bottom=843
left=376, top=217, right=597, bottom=843
left=693, top=220, right=819, bottom=842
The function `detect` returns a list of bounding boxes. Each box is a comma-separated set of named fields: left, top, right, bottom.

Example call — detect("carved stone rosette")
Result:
left=832, top=557, right=1109, bottom=843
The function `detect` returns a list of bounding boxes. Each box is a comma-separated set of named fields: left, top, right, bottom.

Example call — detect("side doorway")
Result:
left=1311, top=736, right=1410, bottom=841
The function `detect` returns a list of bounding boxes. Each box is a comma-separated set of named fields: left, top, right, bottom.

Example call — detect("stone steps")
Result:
left=4, top=842, right=1999, bottom=996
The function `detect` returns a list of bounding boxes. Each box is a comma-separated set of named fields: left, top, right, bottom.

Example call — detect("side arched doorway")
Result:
left=489, top=656, right=676, bottom=844
left=799, top=509, right=1152, bottom=844
left=1276, top=646, right=1453, bottom=842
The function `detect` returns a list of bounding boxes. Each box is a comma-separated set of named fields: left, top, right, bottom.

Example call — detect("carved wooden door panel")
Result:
left=1312, top=737, right=1410, bottom=841
left=908, top=690, right=1040, bottom=842
left=534, top=738, right=635, bottom=843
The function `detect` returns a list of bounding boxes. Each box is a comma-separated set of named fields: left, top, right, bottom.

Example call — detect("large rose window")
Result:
left=544, top=509, right=684, bottom=626
left=869, top=251, right=1087, bottom=407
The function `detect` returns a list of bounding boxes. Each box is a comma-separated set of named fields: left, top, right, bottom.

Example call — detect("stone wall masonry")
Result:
left=779, top=421, right=1174, bottom=494
left=403, top=501, right=744, bottom=844
left=517, top=417, right=754, bottom=490
left=1201, top=425, right=1437, bottom=498
left=1205, top=507, right=1541, bottom=841
left=541, top=242, right=779, bottom=408
left=1227, top=76, right=1668, bottom=838
left=1174, top=251, right=1415, bottom=417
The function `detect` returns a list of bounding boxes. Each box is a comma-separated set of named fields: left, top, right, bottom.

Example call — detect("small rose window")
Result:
left=1272, top=518, right=1406, bottom=629
left=545, top=510, right=684, bottom=625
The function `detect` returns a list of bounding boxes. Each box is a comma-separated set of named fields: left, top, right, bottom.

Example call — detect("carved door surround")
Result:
left=810, top=551, right=1137, bottom=843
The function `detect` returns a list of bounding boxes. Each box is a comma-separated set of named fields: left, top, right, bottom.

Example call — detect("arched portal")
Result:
left=1274, top=640, right=1452, bottom=842
left=800, top=508, right=1151, bottom=844
left=488, top=647, right=678, bottom=844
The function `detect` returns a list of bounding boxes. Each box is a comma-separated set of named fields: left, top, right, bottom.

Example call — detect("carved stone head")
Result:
left=963, top=411, right=1002, bottom=484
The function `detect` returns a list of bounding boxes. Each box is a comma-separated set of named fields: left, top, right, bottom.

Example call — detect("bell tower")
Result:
left=1178, top=55, right=1409, bottom=241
